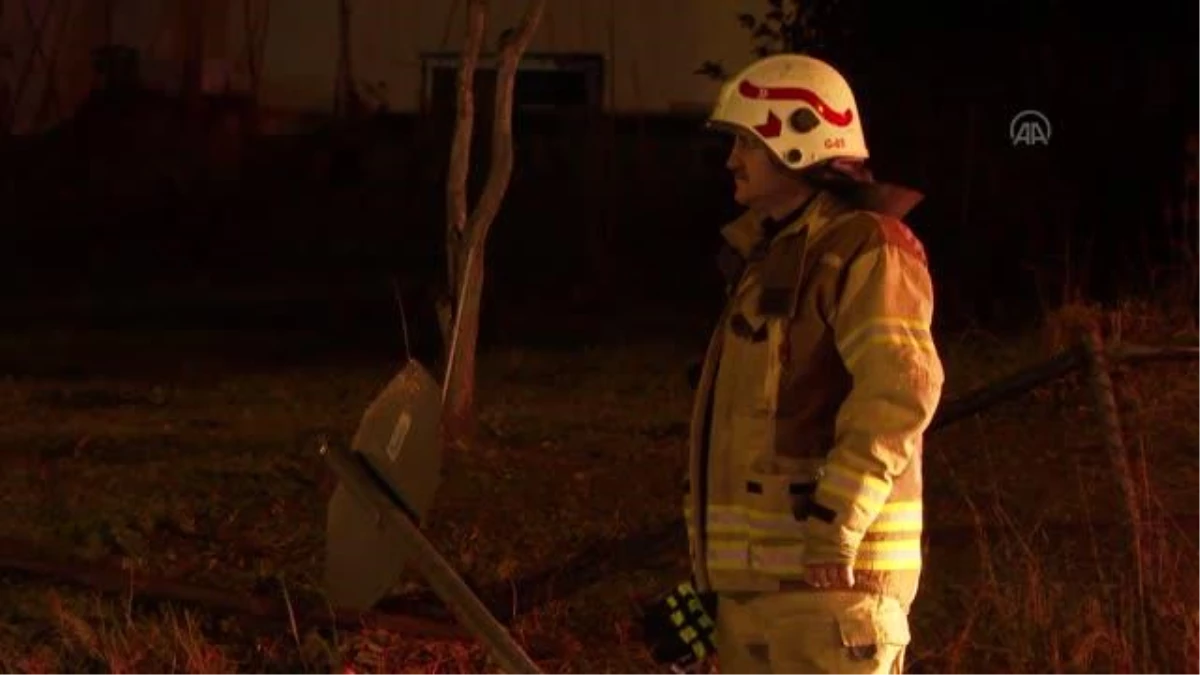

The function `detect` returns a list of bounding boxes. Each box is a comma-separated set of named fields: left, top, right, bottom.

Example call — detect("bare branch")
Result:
left=446, top=0, right=487, bottom=243
left=461, top=0, right=546, bottom=261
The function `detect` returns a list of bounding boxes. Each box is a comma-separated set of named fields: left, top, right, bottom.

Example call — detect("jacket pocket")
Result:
left=740, top=465, right=817, bottom=577
left=727, top=281, right=768, bottom=343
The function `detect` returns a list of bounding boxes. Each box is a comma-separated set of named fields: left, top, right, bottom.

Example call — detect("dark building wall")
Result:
left=2, top=0, right=1195, bottom=344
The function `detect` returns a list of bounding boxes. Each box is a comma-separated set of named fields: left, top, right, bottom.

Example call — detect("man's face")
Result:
left=725, top=130, right=800, bottom=212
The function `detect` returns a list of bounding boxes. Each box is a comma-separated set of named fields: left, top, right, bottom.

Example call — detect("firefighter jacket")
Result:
left=684, top=187, right=944, bottom=611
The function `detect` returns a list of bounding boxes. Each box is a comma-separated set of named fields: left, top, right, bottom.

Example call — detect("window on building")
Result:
left=420, top=53, right=604, bottom=115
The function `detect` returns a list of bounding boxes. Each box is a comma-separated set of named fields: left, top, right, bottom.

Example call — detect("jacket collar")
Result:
left=717, top=182, right=924, bottom=319
left=719, top=182, right=924, bottom=258
left=719, top=190, right=837, bottom=259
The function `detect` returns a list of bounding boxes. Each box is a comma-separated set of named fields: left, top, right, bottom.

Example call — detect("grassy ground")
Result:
left=0, top=300, right=1195, bottom=673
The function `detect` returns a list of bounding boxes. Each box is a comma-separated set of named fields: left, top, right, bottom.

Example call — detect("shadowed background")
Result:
left=0, top=0, right=1195, bottom=366
left=0, top=2, right=1197, bottom=673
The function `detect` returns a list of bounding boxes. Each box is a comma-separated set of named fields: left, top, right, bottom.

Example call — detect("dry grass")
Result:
left=0, top=300, right=1195, bottom=673
left=911, top=300, right=1198, bottom=674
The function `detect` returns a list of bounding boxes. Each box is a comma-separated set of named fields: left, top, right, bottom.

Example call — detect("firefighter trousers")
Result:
left=714, top=588, right=911, bottom=674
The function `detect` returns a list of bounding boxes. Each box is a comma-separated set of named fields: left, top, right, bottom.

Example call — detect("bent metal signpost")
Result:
left=320, top=359, right=541, bottom=674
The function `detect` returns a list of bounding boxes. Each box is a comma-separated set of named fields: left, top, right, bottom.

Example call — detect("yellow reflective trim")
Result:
left=702, top=506, right=750, bottom=534
left=866, top=518, right=923, bottom=534
left=689, top=496, right=925, bottom=573
left=695, top=501, right=919, bottom=519
left=700, top=535, right=748, bottom=547
left=853, top=557, right=923, bottom=571
left=860, top=552, right=921, bottom=564
left=692, top=505, right=923, bottom=543
left=837, top=317, right=930, bottom=353
left=858, top=538, right=922, bottom=553
left=705, top=539, right=749, bottom=571
left=880, top=500, right=922, bottom=514
left=705, top=533, right=752, bottom=546
left=840, top=323, right=937, bottom=371
left=707, top=539, right=747, bottom=551
left=684, top=506, right=754, bottom=537
left=848, top=332, right=936, bottom=355
left=872, top=502, right=923, bottom=532
left=837, top=318, right=927, bottom=350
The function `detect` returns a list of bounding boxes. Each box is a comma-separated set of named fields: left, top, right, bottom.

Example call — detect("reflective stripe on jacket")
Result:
left=685, top=189, right=944, bottom=610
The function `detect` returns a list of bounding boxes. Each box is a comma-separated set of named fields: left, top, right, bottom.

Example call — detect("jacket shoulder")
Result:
left=828, top=210, right=928, bottom=268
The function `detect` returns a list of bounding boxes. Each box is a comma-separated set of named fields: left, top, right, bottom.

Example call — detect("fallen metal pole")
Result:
left=1081, top=329, right=1152, bottom=665
left=928, top=340, right=1198, bottom=433
left=1108, top=342, right=1199, bottom=365
left=929, top=345, right=1086, bottom=432
left=320, top=441, right=542, bottom=674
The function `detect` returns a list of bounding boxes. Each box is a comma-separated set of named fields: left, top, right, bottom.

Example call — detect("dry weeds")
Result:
left=0, top=301, right=1195, bottom=673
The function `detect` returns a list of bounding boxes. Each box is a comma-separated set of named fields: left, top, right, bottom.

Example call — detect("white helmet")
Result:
left=708, top=54, right=868, bottom=172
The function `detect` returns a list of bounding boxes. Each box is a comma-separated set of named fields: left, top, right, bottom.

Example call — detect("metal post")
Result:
left=1079, top=328, right=1150, bottom=667
left=320, top=441, right=542, bottom=674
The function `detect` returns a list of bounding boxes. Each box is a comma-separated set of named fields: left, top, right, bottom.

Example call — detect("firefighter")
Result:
left=682, top=53, right=945, bottom=674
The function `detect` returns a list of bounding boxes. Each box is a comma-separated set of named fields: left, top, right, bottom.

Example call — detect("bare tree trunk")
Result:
left=237, top=0, right=270, bottom=139
left=333, top=0, right=356, bottom=120
left=32, top=0, right=72, bottom=128
left=9, top=0, right=60, bottom=134
left=179, top=0, right=205, bottom=106
left=102, top=0, right=115, bottom=45
left=440, top=0, right=546, bottom=448
left=439, top=0, right=485, bottom=349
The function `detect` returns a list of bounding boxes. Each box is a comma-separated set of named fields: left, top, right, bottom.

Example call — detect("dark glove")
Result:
left=638, top=581, right=718, bottom=671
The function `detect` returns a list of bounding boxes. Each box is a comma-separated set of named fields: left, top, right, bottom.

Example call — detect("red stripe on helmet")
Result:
left=738, top=80, right=855, bottom=127
left=754, top=111, right=782, bottom=138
